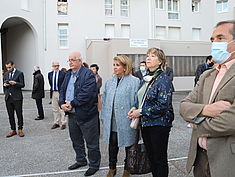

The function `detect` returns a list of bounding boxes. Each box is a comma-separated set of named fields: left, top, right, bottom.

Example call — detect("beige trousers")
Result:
left=52, top=91, right=67, bottom=125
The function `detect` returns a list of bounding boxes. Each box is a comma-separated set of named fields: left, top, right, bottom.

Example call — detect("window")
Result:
left=192, top=28, right=201, bottom=41
left=156, top=0, right=165, bottom=10
left=168, top=27, right=181, bottom=40
left=105, top=24, right=115, bottom=38
left=21, top=0, right=29, bottom=10
left=168, top=0, right=180, bottom=19
left=120, top=0, right=129, bottom=17
left=58, top=24, right=69, bottom=48
left=121, top=24, right=130, bottom=38
left=216, top=0, right=228, bottom=13
left=105, top=0, right=114, bottom=16
left=57, top=0, right=68, bottom=15
left=192, top=0, right=200, bottom=12
left=155, top=26, right=166, bottom=39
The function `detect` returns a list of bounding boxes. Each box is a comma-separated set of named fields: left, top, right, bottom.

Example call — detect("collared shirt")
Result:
left=9, top=68, right=16, bottom=79
left=65, top=69, right=80, bottom=102
left=209, top=59, right=235, bottom=103
left=52, top=70, right=59, bottom=91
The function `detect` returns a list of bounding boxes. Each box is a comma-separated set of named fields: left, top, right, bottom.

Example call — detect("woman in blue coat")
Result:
left=100, top=55, right=140, bottom=177
left=128, top=48, right=174, bottom=177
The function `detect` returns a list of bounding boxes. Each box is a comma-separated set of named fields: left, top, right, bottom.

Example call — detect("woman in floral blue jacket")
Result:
left=128, top=48, right=174, bottom=177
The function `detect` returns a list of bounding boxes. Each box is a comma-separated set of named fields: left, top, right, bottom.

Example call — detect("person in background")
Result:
left=61, top=67, right=67, bottom=72
left=90, top=64, right=102, bottom=94
left=48, top=61, right=66, bottom=130
left=100, top=55, right=139, bottom=177
left=128, top=48, right=174, bottom=177
left=3, top=60, right=25, bottom=137
left=32, top=66, right=45, bottom=120
left=83, top=62, right=89, bottom=68
left=133, top=61, right=147, bottom=80
left=194, top=55, right=214, bottom=86
left=165, top=62, right=174, bottom=82
left=59, top=52, right=101, bottom=176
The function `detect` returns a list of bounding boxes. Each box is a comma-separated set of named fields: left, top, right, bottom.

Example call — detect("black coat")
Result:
left=32, top=70, right=45, bottom=99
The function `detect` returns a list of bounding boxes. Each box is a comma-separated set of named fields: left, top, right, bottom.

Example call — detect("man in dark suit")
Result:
left=133, top=61, right=147, bottom=80
left=3, top=61, right=25, bottom=137
left=59, top=52, right=101, bottom=176
left=194, top=55, right=214, bottom=86
left=48, top=61, right=66, bottom=129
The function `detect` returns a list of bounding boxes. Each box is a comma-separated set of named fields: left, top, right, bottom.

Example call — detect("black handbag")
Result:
left=126, top=136, right=151, bottom=174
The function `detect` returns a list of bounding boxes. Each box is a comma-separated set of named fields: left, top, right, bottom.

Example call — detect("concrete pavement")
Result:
left=0, top=91, right=193, bottom=177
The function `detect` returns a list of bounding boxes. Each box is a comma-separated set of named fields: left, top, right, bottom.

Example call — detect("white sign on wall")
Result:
left=129, top=39, right=148, bottom=48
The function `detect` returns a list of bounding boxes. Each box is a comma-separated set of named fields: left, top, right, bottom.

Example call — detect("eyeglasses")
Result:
left=52, top=65, right=60, bottom=67
left=67, top=59, right=78, bottom=63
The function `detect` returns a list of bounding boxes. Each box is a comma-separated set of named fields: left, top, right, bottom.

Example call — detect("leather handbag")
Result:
left=126, top=134, right=151, bottom=174
left=126, top=143, right=151, bottom=174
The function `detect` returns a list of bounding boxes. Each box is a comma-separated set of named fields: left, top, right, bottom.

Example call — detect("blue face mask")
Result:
left=211, top=40, right=235, bottom=64
left=140, top=66, right=146, bottom=72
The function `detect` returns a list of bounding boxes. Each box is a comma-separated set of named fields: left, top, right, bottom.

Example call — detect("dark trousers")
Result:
left=193, top=147, right=211, bottom=177
left=109, top=131, right=130, bottom=170
left=35, top=99, right=44, bottom=118
left=68, top=113, right=101, bottom=169
left=142, top=126, right=170, bottom=177
left=5, top=96, right=24, bottom=130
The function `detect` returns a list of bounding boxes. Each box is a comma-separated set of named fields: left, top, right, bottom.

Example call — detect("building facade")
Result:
left=0, top=0, right=235, bottom=93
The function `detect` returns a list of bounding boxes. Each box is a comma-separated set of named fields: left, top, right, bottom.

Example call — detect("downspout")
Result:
left=43, top=0, right=47, bottom=51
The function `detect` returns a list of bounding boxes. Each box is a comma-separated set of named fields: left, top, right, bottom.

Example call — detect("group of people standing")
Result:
left=3, top=20, right=235, bottom=177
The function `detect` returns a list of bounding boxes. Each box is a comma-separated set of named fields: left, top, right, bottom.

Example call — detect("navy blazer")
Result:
left=59, top=66, right=98, bottom=124
left=48, top=70, right=65, bottom=92
left=3, top=69, right=25, bottom=101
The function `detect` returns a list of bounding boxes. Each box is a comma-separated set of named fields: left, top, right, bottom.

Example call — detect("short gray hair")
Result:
left=216, top=20, right=235, bottom=39
left=34, top=66, right=40, bottom=71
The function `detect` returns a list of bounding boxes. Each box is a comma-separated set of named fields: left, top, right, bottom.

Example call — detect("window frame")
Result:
left=120, top=0, right=129, bottom=17
left=192, top=1, right=200, bottom=12
left=105, top=0, right=114, bottom=16
left=156, top=0, right=165, bottom=10
left=216, top=0, right=228, bottom=13
left=58, top=24, right=69, bottom=49
left=167, top=0, right=180, bottom=20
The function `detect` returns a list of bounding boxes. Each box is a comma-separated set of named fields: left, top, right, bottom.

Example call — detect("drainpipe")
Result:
left=43, top=0, right=47, bottom=51
left=148, top=0, right=153, bottom=39
left=0, top=33, right=3, bottom=93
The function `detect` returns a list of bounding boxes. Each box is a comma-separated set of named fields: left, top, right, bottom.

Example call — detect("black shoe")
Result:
left=35, top=117, right=44, bottom=120
left=68, top=163, right=87, bottom=170
left=84, top=168, right=99, bottom=176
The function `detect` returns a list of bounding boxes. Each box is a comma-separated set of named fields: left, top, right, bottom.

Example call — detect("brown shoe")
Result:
left=61, top=125, right=66, bottom=130
left=18, top=129, right=25, bottom=137
left=122, top=170, right=130, bottom=177
left=51, top=124, right=60, bottom=129
left=106, top=169, right=116, bottom=177
left=6, top=130, right=17, bottom=138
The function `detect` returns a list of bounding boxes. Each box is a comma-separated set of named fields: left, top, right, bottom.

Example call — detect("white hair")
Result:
left=34, top=66, right=40, bottom=71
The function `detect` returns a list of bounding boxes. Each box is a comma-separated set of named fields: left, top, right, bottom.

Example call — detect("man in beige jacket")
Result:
left=180, top=20, right=235, bottom=177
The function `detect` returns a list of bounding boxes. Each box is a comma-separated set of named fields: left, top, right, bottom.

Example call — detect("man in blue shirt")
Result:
left=59, top=52, right=100, bottom=176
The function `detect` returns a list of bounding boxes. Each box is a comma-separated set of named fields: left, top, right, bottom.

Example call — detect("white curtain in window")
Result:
left=192, top=28, right=200, bottom=41
left=105, top=24, right=115, bottom=38
left=168, top=27, right=180, bottom=40
left=155, top=26, right=166, bottom=39
left=121, top=25, right=130, bottom=38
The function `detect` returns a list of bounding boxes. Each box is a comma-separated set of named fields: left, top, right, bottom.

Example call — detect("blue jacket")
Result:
left=141, top=72, right=174, bottom=127
left=58, top=66, right=98, bottom=124
left=48, top=70, right=65, bottom=92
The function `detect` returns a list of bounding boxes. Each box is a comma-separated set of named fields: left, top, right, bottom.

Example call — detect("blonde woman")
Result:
left=100, top=55, right=140, bottom=177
